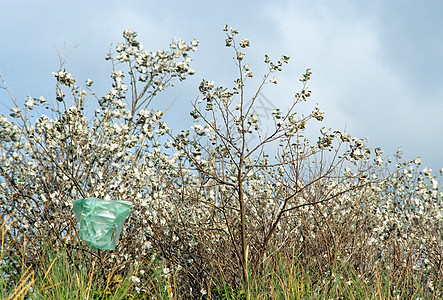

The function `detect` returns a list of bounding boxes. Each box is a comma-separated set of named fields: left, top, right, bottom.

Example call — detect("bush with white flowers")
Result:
left=1, top=26, right=441, bottom=297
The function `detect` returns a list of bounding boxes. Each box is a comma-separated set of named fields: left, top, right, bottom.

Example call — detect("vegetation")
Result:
left=1, top=26, right=442, bottom=299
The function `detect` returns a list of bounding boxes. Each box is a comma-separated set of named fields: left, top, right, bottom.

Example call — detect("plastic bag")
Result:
left=73, top=197, right=132, bottom=250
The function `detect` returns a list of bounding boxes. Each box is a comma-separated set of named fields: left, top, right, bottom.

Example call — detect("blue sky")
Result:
left=1, top=0, right=442, bottom=173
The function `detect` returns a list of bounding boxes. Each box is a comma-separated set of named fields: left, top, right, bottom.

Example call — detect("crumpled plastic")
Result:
left=73, top=197, right=132, bottom=250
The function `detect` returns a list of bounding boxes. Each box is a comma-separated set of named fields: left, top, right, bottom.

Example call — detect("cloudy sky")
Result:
left=1, top=0, right=442, bottom=173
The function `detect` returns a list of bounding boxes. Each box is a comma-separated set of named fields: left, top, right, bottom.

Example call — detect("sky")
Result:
left=0, top=0, right=442, bottom=173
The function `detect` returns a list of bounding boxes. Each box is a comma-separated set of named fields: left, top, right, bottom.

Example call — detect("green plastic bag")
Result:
left=73, top=197, right=132, bottom=250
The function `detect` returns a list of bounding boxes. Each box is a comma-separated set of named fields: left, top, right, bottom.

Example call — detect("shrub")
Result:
left=1, top=26, right=441, bottom=298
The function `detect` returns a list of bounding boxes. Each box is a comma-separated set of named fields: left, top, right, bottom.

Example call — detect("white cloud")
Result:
left=266, top=1, right=443, bottom=170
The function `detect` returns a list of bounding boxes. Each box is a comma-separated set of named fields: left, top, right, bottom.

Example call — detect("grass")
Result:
left=212, top=244, right=441, bottom=300
left=30, top=245, right=135, bottom=299
left=1, top=212, right=442, bottom=299
left=1, top=248, right=441, bottom=299
left=2, top=246, right=441, bottom=299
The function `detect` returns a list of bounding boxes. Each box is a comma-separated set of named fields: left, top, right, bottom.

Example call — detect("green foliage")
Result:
left=212, top=286, right=247, bottom=300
